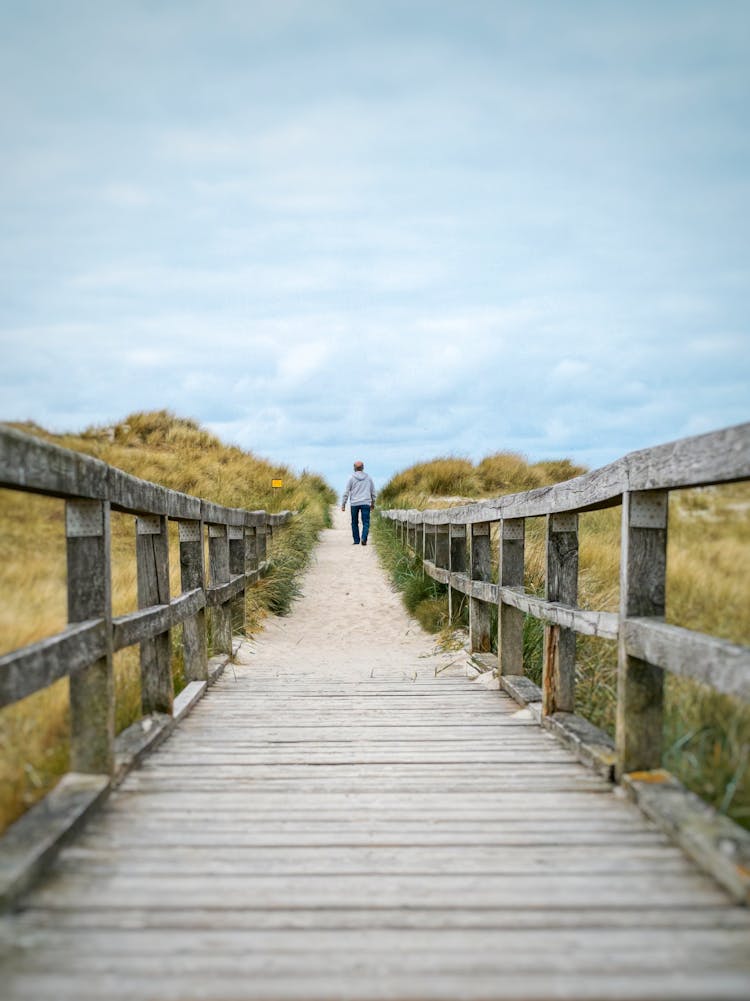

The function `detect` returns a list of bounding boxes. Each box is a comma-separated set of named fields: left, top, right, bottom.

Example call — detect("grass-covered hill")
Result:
left=378, top=452, right=585, bottom=510
left=374, top=450, right=750, bottom=829
left=0, top=411, right=335, bottom=833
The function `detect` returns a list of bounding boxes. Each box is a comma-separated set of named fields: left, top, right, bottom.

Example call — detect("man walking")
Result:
left=341, top=461, right=376, bottom=546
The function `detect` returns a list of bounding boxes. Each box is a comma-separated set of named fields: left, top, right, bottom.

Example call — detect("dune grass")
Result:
left=374, top=453, right=750, bottom=828
left=0, top=411, right=334, bottom=834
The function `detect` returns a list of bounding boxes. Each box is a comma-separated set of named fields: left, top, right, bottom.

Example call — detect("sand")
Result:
left=234, top=507, right=466, bottom=681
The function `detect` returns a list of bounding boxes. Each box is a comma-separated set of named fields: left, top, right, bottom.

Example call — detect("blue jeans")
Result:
left=350, top=504, right=371, bottom=544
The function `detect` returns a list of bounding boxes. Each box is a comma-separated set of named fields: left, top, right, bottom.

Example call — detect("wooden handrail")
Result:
left=382, top=421, right=750, bottom=780
left=0, top=425, right=293, bottom=772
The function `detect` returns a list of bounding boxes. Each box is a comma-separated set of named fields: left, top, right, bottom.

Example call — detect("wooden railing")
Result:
left=0, top=425, right=292, bottom=776
left=382, top=422, right=750, bottom=783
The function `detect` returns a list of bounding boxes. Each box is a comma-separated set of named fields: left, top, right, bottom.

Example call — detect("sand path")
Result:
left=236, top=507, right=465, bottom=680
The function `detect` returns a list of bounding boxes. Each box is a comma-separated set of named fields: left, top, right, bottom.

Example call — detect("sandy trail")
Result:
left=235, top=507, right=464, bottom=680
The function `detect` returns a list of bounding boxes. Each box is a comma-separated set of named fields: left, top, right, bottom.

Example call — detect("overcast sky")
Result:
left=1, top=1, right=748, bottom=491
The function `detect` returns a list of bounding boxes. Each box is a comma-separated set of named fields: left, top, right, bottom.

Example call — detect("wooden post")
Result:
left=469, top=522, right=492, bottom=652
left=616, top=490, right=668, bottom=777
left=257, top=523, right=268, bottom=564
left=136, top=514, right=173, bottom=716
left=448, top=523, right=466, bottom=623
left=66, top=499, right=114, bottom=774
left=229, top=525, right=246, bottom=636
left=179, top=520, right=207, bottom=682
left=542, top=513, right=578, bottom=715
left=425, top=524, right=436, bottom=563
left=208, top=523, right=232, bottom=656
left=245, top=525, right=259, bottom=573
left=498, top=518, right=525, bottom=677
left=435, top=524, right=449, bottom=569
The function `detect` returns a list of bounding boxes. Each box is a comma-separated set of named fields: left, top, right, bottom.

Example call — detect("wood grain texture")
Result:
left=623, top=619, right=750, bottom=701
left=616, top=491, right=667, bottom=777
left=66, top=500, right=114, bottom=775
left=469, top=522, right=492, bottom=653
left=3, top=665, right=749, bottom=1000
left=543, top=513, right=578, bottom=715
left=0, top=620, right=107, bottom=708
left=136, top=515, right=173, bottom=716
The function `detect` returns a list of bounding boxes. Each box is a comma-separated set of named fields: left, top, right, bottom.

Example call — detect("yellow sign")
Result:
left=272, top=479, right=283, bottom=489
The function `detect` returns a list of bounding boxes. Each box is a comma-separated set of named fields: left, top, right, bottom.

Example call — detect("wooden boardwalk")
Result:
left=2, top=511, right=750, bottom=999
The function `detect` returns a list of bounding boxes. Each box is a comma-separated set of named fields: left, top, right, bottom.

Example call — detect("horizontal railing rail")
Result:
left=0, top=425, right=293, bottom=775
left=382, top=421, right=750, bottom=780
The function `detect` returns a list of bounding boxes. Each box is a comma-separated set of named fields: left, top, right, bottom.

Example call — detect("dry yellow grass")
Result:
left=0, top=411, right=334, bottom=833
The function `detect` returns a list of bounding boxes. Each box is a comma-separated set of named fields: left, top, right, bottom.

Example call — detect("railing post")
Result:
left=245, top=523, right=259, bottom=575
left=179, top=519, right=207, bottom=682
left=66, top=499, right=114, bottom=774
left=498, top=518, right=525, bottom=677
left=257, top=520, right=268, bottom=564
left=542, top=513, right=578, bottom=715
left=448, top=523, right=467, bottom=623
left=229, top=524, right=246, bottom=635
left=208, top=523, right=232, bottom=655
left=435, top=523, right=449, bottom=570
left=425, top=523, right=436, bottom=563
left=136, top=514, right=173, bottom=715
left=616, top=490, right=668, bottom=777
left=469, top=522, right=492, bottom=652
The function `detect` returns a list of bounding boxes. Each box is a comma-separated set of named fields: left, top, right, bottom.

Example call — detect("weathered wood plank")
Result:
left=111, top=589, right=205, bottom=651
left=0, top=620, right=107, bottom=708
left=623, top=770, right=750, bottom=905
left=205, top=574, right=248, bottom=608
left=624, top=618, right=750, bottom=701
left=0, top=773, right=110, bottom=909
left=0, top=425, right=107, bottom=499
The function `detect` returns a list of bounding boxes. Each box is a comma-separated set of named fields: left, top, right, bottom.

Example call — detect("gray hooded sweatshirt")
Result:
left=342, top=470, right=376, bottom=507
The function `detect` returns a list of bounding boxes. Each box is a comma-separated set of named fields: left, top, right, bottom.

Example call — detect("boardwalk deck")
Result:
left=2, top=511, right=749, bottom=1000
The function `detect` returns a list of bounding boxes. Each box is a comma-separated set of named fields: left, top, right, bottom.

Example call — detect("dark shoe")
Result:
left=361, top=540, right=368, bottom=546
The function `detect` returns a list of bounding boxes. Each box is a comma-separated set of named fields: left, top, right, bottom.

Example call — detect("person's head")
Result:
left=353, top=461, right=364, bottom=471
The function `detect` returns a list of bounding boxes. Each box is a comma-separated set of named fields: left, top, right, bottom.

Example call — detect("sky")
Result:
left=1, top=1, right=748, bottom=491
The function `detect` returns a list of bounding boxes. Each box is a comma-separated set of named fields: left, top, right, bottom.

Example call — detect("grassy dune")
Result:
left=374, top=452, right=750, bottom=827
left=0, top=411, right=335, bottom=833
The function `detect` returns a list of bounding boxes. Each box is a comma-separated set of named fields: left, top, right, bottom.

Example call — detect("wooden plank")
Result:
left=0, top=425, right=107, bottom=499
left=111, top=589, right=205, bottom=652
left=623, top=770, right=750, bottom=905
left=108, top=467, right=169, bottom=516
left=12, top=904, right=749, bottom=932
left=4, top=970, right=750, bottom=1001
left=497, top=588, right=619, bottom=639
left=0, top=773, right=109, bottom=909
left=0, top=620, right=107, bottom=708
left=205, top=574, right=247, bottom=608
left=173, top=681, right=207, bottom=722
left=624, top=619, right=750, bottom=701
